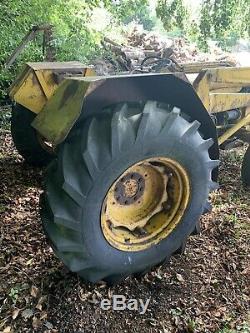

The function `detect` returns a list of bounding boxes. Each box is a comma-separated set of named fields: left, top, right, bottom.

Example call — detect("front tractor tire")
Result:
left=11, top=104, right=54, bottom=166
left=41, top=101, right=219, bottom=284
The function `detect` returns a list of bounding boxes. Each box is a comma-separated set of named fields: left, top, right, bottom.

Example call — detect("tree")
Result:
left=198, top=0, right=250, bottom=50
left=0, top=0, right=105, bottom=99
left=156, top=0, right=189, bottom=32
left=105, top=0, right=155, bottom=30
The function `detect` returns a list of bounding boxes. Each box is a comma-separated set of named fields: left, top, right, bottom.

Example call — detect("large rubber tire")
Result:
left=241, top=145, right=250, bottom=186
left=41, top=102, right=219, bottom=284
left=11, top=104, right=54, bottom=166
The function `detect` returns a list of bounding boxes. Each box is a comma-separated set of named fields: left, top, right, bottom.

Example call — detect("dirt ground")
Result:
left=0, top=128, right=249, bottom=333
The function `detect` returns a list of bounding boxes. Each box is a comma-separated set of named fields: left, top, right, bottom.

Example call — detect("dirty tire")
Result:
left=11, top=104, right=54, bottom=166
left=41, top=101, right=219, bottom=284
left=241, top=145, right=250, bottom=186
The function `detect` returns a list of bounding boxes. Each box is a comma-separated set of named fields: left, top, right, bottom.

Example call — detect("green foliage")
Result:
left=8, top=287, right=19, bottom=304
left=1, top=0, right=249, bottom=102
left=0, top=105, right=11, bottom=130
left=198, top=0, right=250, bottom=50
left=156, top=0, right=189, bottom=33
left=156, top=0, right=250, bottom=51
left=217, top=322, right=250, bottom=333
left=0, top=0, right=154, bottom=101
left=198, top=0, right=213, bottom=51
left=105, top=0, right=155, bottom=30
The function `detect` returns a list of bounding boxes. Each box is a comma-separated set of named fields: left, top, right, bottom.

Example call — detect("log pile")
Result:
left=94, top=25, right=235, bottom=74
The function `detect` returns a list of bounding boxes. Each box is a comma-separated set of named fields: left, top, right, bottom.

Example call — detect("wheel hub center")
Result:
left=114, top=172, right=145, bottom=205
left=124, top=179, right=138, bottom=197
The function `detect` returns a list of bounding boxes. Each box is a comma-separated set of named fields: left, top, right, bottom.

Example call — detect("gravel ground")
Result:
left=0, top=129, right=249, bottom=333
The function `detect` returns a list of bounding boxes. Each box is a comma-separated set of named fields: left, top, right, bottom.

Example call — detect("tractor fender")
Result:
left=80, top=73, right=219, bottom=168
left=32, top=73, right=219, bottom=177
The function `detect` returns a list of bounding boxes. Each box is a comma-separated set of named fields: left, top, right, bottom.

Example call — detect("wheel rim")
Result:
left=101, top=157, right=191, bottom=251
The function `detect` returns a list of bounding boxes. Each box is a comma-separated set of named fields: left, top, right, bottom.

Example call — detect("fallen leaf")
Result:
left=30, top=285, right=39, bottom=298
left=36, top=296, right=47, bottom=311
left=32, top=316, right=42, bottom=329
left=40, top=311, right=48, bottom=320
left=12, top=308, right=20, bottom=320
left=176, top=273, right=184, bottom=282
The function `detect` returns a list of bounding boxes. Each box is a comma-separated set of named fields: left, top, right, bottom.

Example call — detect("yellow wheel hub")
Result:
left=101, top=157, right=190, bottom=251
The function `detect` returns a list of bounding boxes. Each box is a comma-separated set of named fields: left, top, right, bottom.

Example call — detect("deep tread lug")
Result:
left=54, top=216, right=81, bottom=232
left=62, top=181, right=86, bottom=207
left=182, top=120, right=200, bottom=138
left=202, top=200, right=212, bottom=215
left=209, top=181, right=219, bottom=192
left=199, top=138, right=214, bottom=150
left=160, top=108, right=180, bottom=134
left=191, top=221, right=201, bottom=235
left=206, top=160, right=220, bottom=169
left=174, top=240, right=187, bottom=255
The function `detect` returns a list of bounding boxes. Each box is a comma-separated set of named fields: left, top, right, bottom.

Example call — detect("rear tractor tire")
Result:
left=11, top=104, right=54, bottom=166
left=41, top=101, right=219, bottom=284
left=241, top=145, right=250, bottom=186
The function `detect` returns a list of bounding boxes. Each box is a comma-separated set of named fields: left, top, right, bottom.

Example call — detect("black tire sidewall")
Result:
left=79, top=134, right=209, bottom=275
left=11, top=104, right=54, bottom=166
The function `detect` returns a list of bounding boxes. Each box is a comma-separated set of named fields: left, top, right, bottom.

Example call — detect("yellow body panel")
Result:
left=193, top=67, right=250, bottom=113
left=193, top=67, right=250, bottom=143
left=32, top=78, right=92, bottom=144
left=12, top=69, right=47, bottom=113
left=9, top=61, right=250, bottom=146
left=9, top=62, right=88, bottom=114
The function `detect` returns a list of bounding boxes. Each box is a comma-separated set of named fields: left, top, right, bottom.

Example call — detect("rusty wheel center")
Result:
left=114, top=172, right=145, bottom=205
left=124, top=179, right=139, bottom=197
left=101, top=157, right=190, bottom=251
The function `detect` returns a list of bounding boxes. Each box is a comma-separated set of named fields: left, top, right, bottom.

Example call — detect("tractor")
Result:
left=9, top=60, right=250, bottom=284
